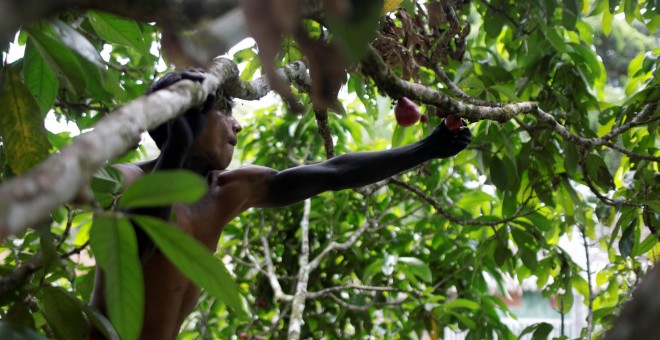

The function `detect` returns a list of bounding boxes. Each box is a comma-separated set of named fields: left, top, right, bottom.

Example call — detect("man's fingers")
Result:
left=179, top=70, right=206, bottom=83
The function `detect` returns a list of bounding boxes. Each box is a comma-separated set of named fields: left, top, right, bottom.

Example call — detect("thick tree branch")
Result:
left=0, top=58, right=310, bottom=239
left=360, top=46, right=660, bottom=162
left=360, top=45, right=538, bottom=123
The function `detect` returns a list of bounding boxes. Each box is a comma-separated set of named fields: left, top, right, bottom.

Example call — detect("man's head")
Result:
left=191, top=107, right=242, bottom=170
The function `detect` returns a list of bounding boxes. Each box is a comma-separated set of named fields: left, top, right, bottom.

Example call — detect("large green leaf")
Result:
left=25, top=27, right=87, bottom=96
left=87, top=11, right=149, bottom=55
left=89, top=216, right=144, bottom=340
left=133, top=215, right=245, bottom=315
left=118, top=170, right=208, bottom=209
left=40, top=286, right=89, bottom=340
left=23, top=39, right=58, bottom=115
left=50, top=19, right=105, bottom=67
left=0, top=68, right=50, bottom=174
left=586, top=154, right=614, bottom=191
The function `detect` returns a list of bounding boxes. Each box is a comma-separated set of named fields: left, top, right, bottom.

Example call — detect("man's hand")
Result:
left=427, top=119, right=472, bottom=158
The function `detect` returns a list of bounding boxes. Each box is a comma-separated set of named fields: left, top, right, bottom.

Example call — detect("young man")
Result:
left=90, top=70, right=472, bottom=339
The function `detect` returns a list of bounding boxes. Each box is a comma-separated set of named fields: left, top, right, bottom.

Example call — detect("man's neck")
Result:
left=183, top=156, right=212, bottom=176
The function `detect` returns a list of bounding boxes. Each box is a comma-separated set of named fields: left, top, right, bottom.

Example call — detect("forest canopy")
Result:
left=0, top=0, right=658, bottom=339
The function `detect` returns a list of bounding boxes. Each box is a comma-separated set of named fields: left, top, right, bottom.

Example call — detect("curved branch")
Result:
left=360, top=46, right=660, bottom=162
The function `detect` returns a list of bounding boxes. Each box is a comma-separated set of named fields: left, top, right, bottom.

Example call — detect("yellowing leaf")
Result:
left=0, top=68, right=51, bottom=174
left=383, top=0, right=404, bottom=14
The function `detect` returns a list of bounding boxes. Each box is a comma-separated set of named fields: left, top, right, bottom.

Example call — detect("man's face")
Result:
left=191, top=109, right=242, bottom=169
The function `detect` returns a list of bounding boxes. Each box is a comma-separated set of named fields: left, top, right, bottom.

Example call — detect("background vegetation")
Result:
left=0, top=0, right=658, bottom=339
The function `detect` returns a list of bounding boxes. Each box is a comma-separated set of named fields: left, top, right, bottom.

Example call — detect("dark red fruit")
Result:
left=395, top=97, right=421, bottom=127
left=420, top=113, right=429, bottom=123
left=435, top=107, right=447, bottom=118
left=240, top=332, right=248, bottom=340
left=444, top=115, right=464, bottom=133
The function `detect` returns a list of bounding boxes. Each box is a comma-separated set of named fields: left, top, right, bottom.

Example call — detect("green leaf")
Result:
left=363, top=259, right=384, bottom=282
left=610, top=0, right=621, bottom=14
left=634, top=235, right=658, bottom=257
left=519, top=322, right=553, bottom=340
left=25, top=27, right=87, bottom=96
left=619, top=217, right=637, bottom=259
left=119, top=170, right=207, bottom=209
left=398, top=257, right=432, bottom=283
left=586, top=154, right=614, bottom=190
left=89, top=216, right=144, bottom=340
left=50, top=19, right=104, bottom=67
left=562, top=0, right=579, bottom=29
left=490, top=156, right=509, bottom=191
left=444, top=298, right=481, bottom=311
left=563, top=142, right=578, bottom=177
left=391, top=124, right=407, bottom=147
left=88, top=11, right=149, bottom=55
left=0, top=322, right=46, bottom=340
left=5, top=301, right=36, bottom=330
left=23, top=39, right=58, bottom=115
left=494, top=243, right=510, bottom=267
left=133, top=215, right=245, bottom=315
left=0, top=68, right=51, bottom=174
left=648, top=201, right=660, bottom=214
left=92, top=166, right=124, bottom=194
left=75, top=300, right=121, bottom=340
left=546, top=30, right=567, bottom=53
left=624, top=0, right=637, bottom=24
left=628, top=51, right=646, bottom=78
left=448, top=311, right=477, bottom=329
left=40, top=286, right=90, bottom=340
left=602, top=6, right=614, bottom=36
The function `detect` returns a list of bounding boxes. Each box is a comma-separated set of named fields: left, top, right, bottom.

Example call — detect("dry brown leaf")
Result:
left=426, top=2, right=447, bottom=27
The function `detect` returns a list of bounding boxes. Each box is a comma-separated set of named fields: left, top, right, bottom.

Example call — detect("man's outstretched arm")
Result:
left=254, top=121, right=471, bottom=208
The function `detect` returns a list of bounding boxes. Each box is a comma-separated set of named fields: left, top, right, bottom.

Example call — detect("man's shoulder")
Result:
left=112, top=163, right=147, bottom=188
left=211, top=165, right=278, bottom=184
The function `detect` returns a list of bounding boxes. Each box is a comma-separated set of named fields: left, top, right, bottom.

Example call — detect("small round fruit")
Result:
left=395, top=97, right=421, bottom=127
left=435, top=107, right=447, bottom=118
left=420, top=113, right=429, bottom=123
left=444, top=115, right=464, bottom=133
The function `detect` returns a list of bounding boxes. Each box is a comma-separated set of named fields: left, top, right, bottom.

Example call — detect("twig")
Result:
left=313, top=108, right=335, bottom=159
left=390, top=178, right=533, bottom=226
left=287, top=198, right=312, bottom=340
left=581, top=228, right=594, bottom=340
left=261, top=236, right=293, bottom=302
left=577, top=150, right=643, bottom=208
left=307, top=284, right=419, bottom=300
left=55, top=208, right=75, bottom=251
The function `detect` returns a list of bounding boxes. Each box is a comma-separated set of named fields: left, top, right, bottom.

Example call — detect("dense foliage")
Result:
left=0, top=0, right=658, bottom=339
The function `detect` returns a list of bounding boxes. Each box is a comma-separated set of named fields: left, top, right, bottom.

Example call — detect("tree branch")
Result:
left=360, top=45, right=660, bottom=162
left=390, top=178, right=533, bottom=226
left=0, top=58, right=310, bottom=239
left=287, top=198, right=311, bottom=340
